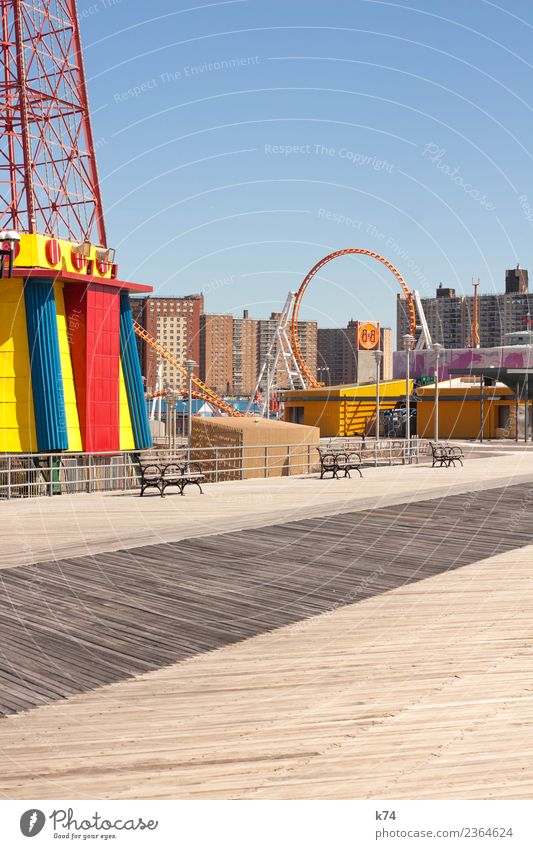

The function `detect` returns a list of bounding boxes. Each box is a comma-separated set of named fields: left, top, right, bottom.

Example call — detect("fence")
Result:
left=0, top=439, right=430, bottom=500
left=323, top=436, right=430, bottom=467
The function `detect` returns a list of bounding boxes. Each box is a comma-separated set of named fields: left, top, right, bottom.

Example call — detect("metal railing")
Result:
left=0, top=438, right=430, bottom=500
left=323, top=436, right=430, bottom=467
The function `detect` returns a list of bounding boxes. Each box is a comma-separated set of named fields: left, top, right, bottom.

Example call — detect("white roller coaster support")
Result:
left=246, top=291, right=307, bottom=416
left=413, top=289, right=433, bottom=350
left=149, top=362, right=164, bottom=421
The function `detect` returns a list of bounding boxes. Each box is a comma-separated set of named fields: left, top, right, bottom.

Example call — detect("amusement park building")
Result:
left=284, top=379, right=409, bottom=438
left=0, top=235, right=152, bottom=454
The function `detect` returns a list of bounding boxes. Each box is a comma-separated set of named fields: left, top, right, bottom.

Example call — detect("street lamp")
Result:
left=0, top=229, right=20, bottom=277
left=432, top=342, right=443, bottom=443
left=185, top=359, right=196, bottom=454
left=317, top=366, right=330, bottom=385
left=374, top=350, right=383, bottom=439
left=403, top=334, right=415, bottom=455
left=265, top=353, right=274, bottom=418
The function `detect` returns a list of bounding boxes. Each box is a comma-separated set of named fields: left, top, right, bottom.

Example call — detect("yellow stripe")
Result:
left=54, top=282, right=83, bottom=452
left=119, top=361, right=135, bottom=450
left=0, top=279, right=37, bottom=452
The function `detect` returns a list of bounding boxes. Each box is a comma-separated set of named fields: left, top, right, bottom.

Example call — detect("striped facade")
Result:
left=0, top=262, right=151, bottom=454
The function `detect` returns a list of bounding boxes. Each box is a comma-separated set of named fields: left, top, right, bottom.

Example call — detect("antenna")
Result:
left=472, top=278, right=480, bottom=348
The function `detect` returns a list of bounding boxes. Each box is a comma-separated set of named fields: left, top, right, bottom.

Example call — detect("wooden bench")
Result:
left=430, top=443, right=464, bottom=468
left=318, top=449, right=363, bottom=479
left=139, top=461, right=206, bottom=497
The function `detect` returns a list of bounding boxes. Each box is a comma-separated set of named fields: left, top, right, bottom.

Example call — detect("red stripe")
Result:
left=45, top=239, right=61, bottom=266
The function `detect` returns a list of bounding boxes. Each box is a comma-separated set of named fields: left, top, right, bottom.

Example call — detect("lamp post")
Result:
left=265, top=353, right=274, bottom=418
left=432, top=342, right=443, bottom=443
left=403, top=334, right=415, bottom=456
left=185, top=359, right=196, bottom=455
left=0, top=229, right=20, bottom=278
left=374, top=350, right=383, bottom=440
left=317, top=366, right=330, bottom=385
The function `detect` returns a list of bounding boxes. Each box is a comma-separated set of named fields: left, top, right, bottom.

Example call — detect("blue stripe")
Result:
left=24, top=278, right=68, bottom=452
left=119, top=292, right=152, bottom=450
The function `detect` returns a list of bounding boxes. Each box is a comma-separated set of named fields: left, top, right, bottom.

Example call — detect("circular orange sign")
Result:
left=357, top=322, right=379, bottom=350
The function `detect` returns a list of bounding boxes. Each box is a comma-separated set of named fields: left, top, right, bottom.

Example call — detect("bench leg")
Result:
left=181, top=480, right=204, bottom=495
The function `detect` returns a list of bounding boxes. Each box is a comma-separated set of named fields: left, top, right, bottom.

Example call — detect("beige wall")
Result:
left=192, top=417, right=320, bottom=480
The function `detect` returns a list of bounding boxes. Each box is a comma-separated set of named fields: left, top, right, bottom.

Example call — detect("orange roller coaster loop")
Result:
left=290, top=248, right=417, bottom=388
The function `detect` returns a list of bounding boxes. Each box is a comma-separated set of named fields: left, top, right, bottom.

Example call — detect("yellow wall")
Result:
left=54, top=282, right=83, bottom=452
left=284, top=380, right=411, bottom=437
left=0, top=279, right=37, bottom=452
left=119, top=362, right=135, bottom=450
left=16, top=233, right=114, bottom=279
left=416, top=385, right=513, bottom=440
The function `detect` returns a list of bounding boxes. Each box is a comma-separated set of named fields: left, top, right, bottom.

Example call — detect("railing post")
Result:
left=287, top=443, right=291, bottom=476
left=48, top=454, right=53, bottom=496
left=7, top=455, right=11, bottom=500
left=264, top=445, right=268, bottom=478
left=308, top=443, right=311, bottom=474
left=215, top=447, right=219, bottom=483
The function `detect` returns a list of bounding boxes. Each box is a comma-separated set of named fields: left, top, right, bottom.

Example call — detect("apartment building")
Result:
left=131, top=294, right=204, bottom=391
left=199, top=313, right=234, bottom=395
left=397, top=267, right=533, bottom=349
left=232, top=310, right=258, bottom=395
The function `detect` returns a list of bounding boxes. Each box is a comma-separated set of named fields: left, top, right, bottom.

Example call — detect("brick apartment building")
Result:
left=199, top=313, right=234, bottom=395
left=131, top=294, right=204, bottom=392
left=232, top=310, right=258, bottom=395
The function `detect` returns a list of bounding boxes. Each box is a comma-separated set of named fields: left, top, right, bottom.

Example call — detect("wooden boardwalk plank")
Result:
left=0, top=483, right=532, bottom=717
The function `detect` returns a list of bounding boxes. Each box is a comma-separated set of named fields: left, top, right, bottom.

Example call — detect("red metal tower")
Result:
left=0, top=0, right=107, bottom=244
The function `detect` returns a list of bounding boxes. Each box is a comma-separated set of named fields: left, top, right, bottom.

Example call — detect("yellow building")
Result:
left=416, top=378, right=520, bottom=439
left=283, top=380, right=410, bottom=438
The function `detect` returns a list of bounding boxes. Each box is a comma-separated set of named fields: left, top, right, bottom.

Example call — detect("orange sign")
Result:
left=357, top=321, right=380, bottom=350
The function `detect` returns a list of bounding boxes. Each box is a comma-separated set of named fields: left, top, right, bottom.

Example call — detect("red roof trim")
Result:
left=11, top=267, right=152, bottom=293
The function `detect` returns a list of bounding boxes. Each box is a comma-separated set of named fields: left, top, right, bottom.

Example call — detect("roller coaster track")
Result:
left=290, top=248, right=417, bottom=388
left=133, top=320, right=244, bottom=417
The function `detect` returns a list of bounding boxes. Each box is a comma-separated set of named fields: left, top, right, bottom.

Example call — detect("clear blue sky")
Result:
left=81, top=0, right=533, bottom=332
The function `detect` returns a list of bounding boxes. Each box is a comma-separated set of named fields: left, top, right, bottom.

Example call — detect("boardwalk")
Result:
left=1, top=449, right=533, bottom=798
left=1, top=482, right=533, bottom=717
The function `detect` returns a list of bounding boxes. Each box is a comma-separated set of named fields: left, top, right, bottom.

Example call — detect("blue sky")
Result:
left=81, top=0, right=533, bottom=332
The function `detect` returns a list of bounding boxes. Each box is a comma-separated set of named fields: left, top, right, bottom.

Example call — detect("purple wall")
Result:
left=393, top=346, right=533, bottom=381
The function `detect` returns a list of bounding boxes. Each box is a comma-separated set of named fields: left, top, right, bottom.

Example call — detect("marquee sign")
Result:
left=356, top=321, right=380, bottom=351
